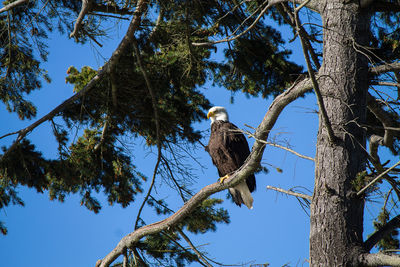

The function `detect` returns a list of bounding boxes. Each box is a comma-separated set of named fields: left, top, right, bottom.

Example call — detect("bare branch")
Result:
left=369, top=134, right=383, bottom=164
left=357, top=159, right=400, bottom=196
left=0, top=0, right=29, bottom=14
left=266, top=185, right=312, bottom=200
left=364, top=214, right=400, bottom=252
left=243, top=129, right=314, bottom=161
left=0, top=0, right=149, bottom=161
left=371, top=81, right=400, bottom=88
left=70, top=0, right=92, bottom=39
left=264, top=141, right=314, bottom=161
left=370, top=62, right=400, bottom=75
left=93, top=121, right=109, bottom=152
left=359, top=252, right=400, bottom=266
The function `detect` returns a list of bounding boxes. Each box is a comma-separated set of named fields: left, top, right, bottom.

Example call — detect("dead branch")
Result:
left=95, top=72, right=314, bottom=267
left=242, top=128, right=314, bottom=161
left=70, top=0, right=92, bottom=39
left=264, top=142, right=314, bottom=161
left=266, top=185, right=312, bottom=200
left=0, top=0, right=149, bottom=162
left=0, top=0, right=29, bottom=14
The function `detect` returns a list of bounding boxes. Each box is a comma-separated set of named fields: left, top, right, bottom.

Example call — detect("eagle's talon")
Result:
left=218, top=175, right=229, bottom=184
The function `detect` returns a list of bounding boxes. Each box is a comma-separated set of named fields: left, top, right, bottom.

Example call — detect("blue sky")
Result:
left=0, top=8, right=388, bottom=267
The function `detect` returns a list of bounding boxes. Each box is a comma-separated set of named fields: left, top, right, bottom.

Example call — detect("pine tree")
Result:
left=1, top=0, right=400, bottom=266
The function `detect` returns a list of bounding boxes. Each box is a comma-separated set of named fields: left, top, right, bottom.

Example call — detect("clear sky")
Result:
left=0, top=9, right=386, bottom=267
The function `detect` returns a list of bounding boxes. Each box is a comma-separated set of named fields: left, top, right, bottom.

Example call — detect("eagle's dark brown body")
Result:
left=206, top=120, right=256, bottom=207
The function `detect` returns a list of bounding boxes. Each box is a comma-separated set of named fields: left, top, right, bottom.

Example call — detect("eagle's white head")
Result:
left=207, top=106, right=229, bottom=124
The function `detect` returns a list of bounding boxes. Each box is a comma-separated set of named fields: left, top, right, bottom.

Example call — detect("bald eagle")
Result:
left=206, top=106, right=256, bottom=209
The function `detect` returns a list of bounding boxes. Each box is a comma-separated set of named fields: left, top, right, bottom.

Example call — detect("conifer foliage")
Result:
left=1, top=0, right=400, bottom=266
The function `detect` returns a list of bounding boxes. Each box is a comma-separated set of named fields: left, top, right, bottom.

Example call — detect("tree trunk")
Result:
left=310, top=2, right=370, bottom=266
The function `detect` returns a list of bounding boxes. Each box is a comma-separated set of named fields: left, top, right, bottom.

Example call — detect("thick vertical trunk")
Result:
left=310, top=2, right=370, bottom=266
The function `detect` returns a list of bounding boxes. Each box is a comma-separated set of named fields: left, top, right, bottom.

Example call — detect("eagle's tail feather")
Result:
left=229, top=182, right=254, bottom=209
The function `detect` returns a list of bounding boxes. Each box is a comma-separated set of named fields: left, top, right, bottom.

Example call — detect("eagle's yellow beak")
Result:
left=207, top=111, right=213, bottom=119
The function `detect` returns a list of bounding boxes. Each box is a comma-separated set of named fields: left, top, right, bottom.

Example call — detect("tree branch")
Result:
left=0, top=0, right=29, bottom=14
left=370, top=62, right=400, bottom=75
left=96, top=73, right=314, bottom=267
left=0, top=0, right=149, bottom=161
left=242, top=128, right=314, bottom=161
left=266, top=185, right=312, bottom=200
left=357, top=159, right=400, bottom=196
left=177, top=229, right=212, bottom=267
left=359, top=252, right=400, bottom=266
left=367, top=93, right=398, bottom=153
left=264, top=141, right=314, bottom=161
left=70, top=0, right=92, bottom=39
left=364, top=214, right=400, bottom=252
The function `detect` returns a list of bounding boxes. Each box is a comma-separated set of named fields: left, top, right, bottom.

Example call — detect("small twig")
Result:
left=81, top=28, right=103, bottom=47
left=177, top=229, right=212, bottom=267
left=0, top=130, right=20, bottom=140
left=264, top=142, right=314, bottom=161
left=242, top=129, right=314, bottom=161
left=357, top=159, right=400, bottom=196
left=267, top=185, right=312, bottom=200
left=161, top=156, right=190, bottom=202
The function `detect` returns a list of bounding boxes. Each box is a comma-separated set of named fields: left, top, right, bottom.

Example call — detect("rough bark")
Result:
left=310, top=1, right=370, bottom=266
